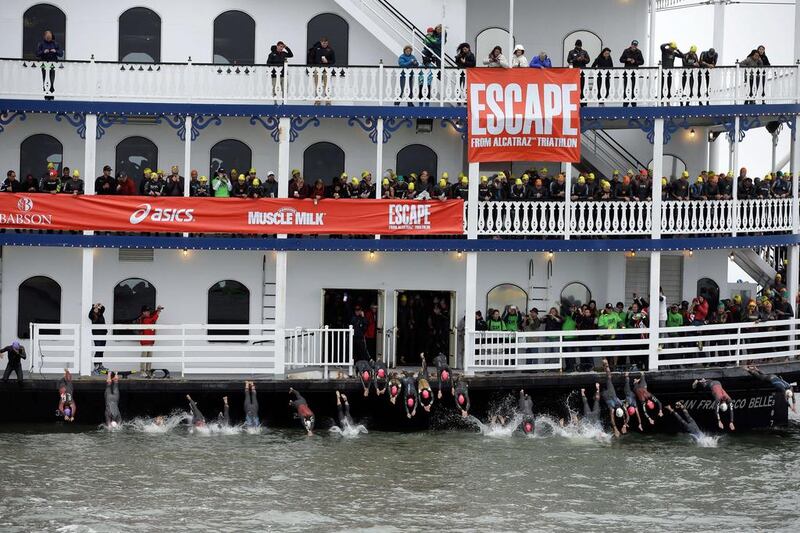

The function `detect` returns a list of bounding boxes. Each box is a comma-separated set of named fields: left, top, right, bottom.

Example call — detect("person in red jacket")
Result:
left=691, top=295, right=709, bottom=325
left=116, top=171, right=137, bottom=195
left=137, top=304, right=162, bottom=378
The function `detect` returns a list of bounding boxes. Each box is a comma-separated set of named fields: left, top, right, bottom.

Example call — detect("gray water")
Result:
left=1, top=416, right=799, bottom=533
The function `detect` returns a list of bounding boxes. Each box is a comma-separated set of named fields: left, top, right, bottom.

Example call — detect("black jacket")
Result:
left=95, top=175, right=116, bottom=195
left=1, top=179, right=23, bottom=192
left=455, top=44, right=476, bottom=68
left=163, top=178, right=184, bottom=197
left=267, top=45, right=294, bottom=66
left=308, top=42, right=335, bottom=65
left=660, top=43, right=683, bottom=68
left=567, top=48, right=591, bottom=69
left=1, top=345, right=27, bottom=365
left=592, top=55, right=614, bottom=68
left=620, top=47, right=644, bottom=68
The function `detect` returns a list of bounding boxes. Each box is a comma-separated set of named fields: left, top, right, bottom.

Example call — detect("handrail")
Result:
left=369, top=0, right=457, bottom=67
left=594, top=130, right=648, bottom=171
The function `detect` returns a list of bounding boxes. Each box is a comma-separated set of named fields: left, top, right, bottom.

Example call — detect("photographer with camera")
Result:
left=89, top=303, right=108, bottom=375
left=137, top=304, right=163, bottom=378
left=1, top=341, right=27, bottom=384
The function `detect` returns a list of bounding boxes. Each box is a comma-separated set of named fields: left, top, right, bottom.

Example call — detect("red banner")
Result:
left=0, top=195, right=464, bottom=235
left=467, top=68, right=581, bottom=163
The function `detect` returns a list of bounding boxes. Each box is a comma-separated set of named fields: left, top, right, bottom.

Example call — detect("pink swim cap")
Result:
left=407, top=398, right=415, bottom=407
left=627, top=406, right=636, bottom=416
left=441, top=370, right=450, bottom=381
left=362, top=370, right=370, bottom=381
left=390, top=385, right=398, bottom=396
left=457, top=394, right=465, bottom=405
left=422, top=389, right=430, bottom=399
left=524, top=422, right=533, bottom=433
left=646, top=400, right=655, bottom=410
left=377, top=369, right=385, bottom=378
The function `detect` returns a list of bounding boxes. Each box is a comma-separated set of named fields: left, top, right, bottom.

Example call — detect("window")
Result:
left=210, top=139, right=252, bottom=177
left=396, top=144, right=437, bottom=178
left=118, top=8, right=161, bottom=63
left=115, top=136, right=158, bottom=188
left=486, top=283, right=528, bottom=315
left=20, top=134, right=62, bottom=180
left=476, top=27, right=510, bottom=66
left=23, top=4, right=66, bottom=60
left=560, top=282, right=591, bottom=314
left=649, top=154, right=687, bottom=181
left=303, top=142, right=345, bottom=185
left=213, top=11, right=255, bottom=65
left=307, top=13, right=349, bottom=65
left=208, top=280, right=250, bottom=339
left=113, top=278, right=156, bottom=331
left=562, top=30, right=602, bottom=68
left=18, top=276, right=61, bottom=338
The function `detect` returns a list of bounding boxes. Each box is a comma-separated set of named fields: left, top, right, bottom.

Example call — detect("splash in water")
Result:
left=469, top=413, right=523, bottom=438
left=533, top=414, right=612, bottom=443
left=329, top=421, right=368, bottom=438
left=691, top=433, right=721, bottom=447
left=128, top=412, right=190, bottom=434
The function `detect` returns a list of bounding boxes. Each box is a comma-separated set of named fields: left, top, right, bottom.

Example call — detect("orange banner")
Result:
left=0, top=195, right=464, bottom=235
left=467, top=68, right=581, bottom=163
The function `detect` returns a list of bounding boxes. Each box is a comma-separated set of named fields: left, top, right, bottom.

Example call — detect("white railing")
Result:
left=29, top=323, right=80, bottom=374
left=30, top=322, right=279, bottom=376
left=473, top=198, right=792, bottom=237
left=2, top=59, right=796, bottom=106
left=285, top=326, right=354, bottom=378
left=467, top=319, right=800, bottom=373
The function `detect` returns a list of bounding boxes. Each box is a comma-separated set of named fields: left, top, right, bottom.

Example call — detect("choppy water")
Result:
left=1, top=416, right=799, bottom=532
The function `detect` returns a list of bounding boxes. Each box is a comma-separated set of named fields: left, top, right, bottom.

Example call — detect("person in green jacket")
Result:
left=502, top=305, right=522, bottom=331
left=212, top=170, right=232, bottom=197
left=486, top=309, right=506, bottom=331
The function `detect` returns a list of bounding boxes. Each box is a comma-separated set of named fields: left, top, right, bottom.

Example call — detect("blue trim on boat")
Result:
left=1, top=232, right=797, bottom=252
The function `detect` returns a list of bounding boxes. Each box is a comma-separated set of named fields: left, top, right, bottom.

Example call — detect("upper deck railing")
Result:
left=2, top=59, right=798, bottom=107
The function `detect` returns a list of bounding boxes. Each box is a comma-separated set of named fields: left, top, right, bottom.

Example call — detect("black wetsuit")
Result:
left=433, top=353, right=453, bottom=395
left=188, top=399, right=205, bottom=426
left=633, top=373, right=662, bottom=413
left=697, top=380, right=734, bottom=424
left=337, top=397, right=353, bottom=427
left=749, top=368, right=792, bottom=392
left=623, top=378, right=638, bottom=411
left=454, top=380, right=470, bottom=414
left=402, top=375, right=419, bottom=417
left=518, top=391, right=534, bottom=433
left=220, top=403, right=230, bottom=426
left=602, top=373, right=623, bottom=410
left=1, top=345, right=26, bottom=383
left=289, top=390, right=315, bottom=431
left=582, top=391, right=601, bottom=424
left=672, top=407, right=702, bottom=438
left=104, top=380, right=121, bottom=425
left=372, top=360, right=388, bottom=391
left=355, top=359, right=373, bottom=389
left=244, top=388, right=260, bottom=427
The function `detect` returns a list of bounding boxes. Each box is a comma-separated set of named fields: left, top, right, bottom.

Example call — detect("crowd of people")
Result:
left=3, top=162, right=793, bottom=204
left=479, top=271, right=796, bottom=371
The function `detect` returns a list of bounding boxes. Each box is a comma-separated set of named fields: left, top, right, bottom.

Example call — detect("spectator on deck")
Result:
left=487, top=309, right=505, bottom=331
left=21, top=173, right=38, bottom=193
left=231, top=174, right=248, bottom=198
left=308, top=37, right=335, bottom=105
left=247, top=178, right=263, bottom=198
left=62, top=169, right=84, bottom=195
left=267, top=40, right=293, bottom=66
left=164, top=170, right=184, bottom=197
left=95, top=165, right=115, bottom=195
left=1, top=341, right=26, bottom=384
left=483, top=46, right=508, bottom=68
left=40, top=169, right=61, bottom=194
left=475, top=311, right=488, bottom=331
left=567, top=39, right=591, bottom=69
left=212, top=170, right=231, bottom=197
left=137, top=304, right=163, bottom=378
left=529, top=51, right=552, bottom=69
left=620, top=40, right=644, bottom=107
left=263, top=171, right=278, bottom=198
left=757, top=45, right=770, bottom=66
left=36, top=30, right=63, bottom=99
left=397, top=45, right=420, bottom=105
left=143, top=171, right=163, bottom=197
left=289, top=171, right=311, bottom=199
left=510, top=45, right=528, bottom=68
left=116, top=171, right=136, bottom=195
left=311, top=178, right=326, bottom=200
left=194, top=175, right=210, bottom=197
left=351, top=305, right=369, bottom=361
left=455, top=43, right=476, bottom=69
left=89, top=303, right=108, bottom=375
left=502, top=305, right=522, bottom=331
left=1, top=170, right=22, bottom=192
left=592, top=48, right=614, bottom=101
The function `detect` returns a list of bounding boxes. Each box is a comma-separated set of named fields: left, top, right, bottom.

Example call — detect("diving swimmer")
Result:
left=666, top=402, right=703, bottom=439
left=602, top=359, right=629, bottom=437
left=692, top=378, right=735, bottom=431
left=580, top=383, right=602, bottom=425
left=335, top=390, right=353, bottom=428
left=289, top=387, right=315, bottom=435
left=746, top=366, right=797, bottom=413
left=220, top=396, right=230, bottom=427
left=417, top=359, right=434, bottom=412
left=104, top=372, right=122, bottom=427
left=56, top=369, right=76, bottom=422
left=623, top=372, right=644, bottom=432
left=186, top=394, right=206, bottom=427
left=244, top=381, right=260, bottom=427
left=401, top=372, right=419, bottom=418
left=432, top=353, right=453, bottom=399
left=355, top=359, right=374, bottom=397
left=388, top=372, right=402, bottom=405
left=633, top=371, right=663, bottom=424
left=518, top=389, right=535, bottom=435
left=454, top=377, right=471, bottom=418
left=372, top=359, right=388, bottom=396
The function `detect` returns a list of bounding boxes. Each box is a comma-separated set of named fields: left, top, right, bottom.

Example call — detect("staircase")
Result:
left=575, top=130, right=648, bottom=179
left=732, top=249, right=777, bottom=287
left=262, top=255, right=276, bottom=323
left=333, top=0, right=456, bottom=66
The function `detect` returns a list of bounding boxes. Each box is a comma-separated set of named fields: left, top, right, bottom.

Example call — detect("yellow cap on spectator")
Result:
left=291, top=168, right=300, bottom=175
left=480, top=175, right=488, bottom=183
left=461, top=176, right=468, bottom=184
left=540, top=168, right=548, bottom=174
left=351, top=177, right=359, bottom=185
left=340, top=172, right=348, bottom=179
left=361, top=171, right=370, bottom=178
left=408, top=182, right=415, bottom=191
left=238, top=174, right=246, bottom=182
left=521, top=173, right=529, bottom=181
left=72, top=170, right=80, bottom=178
left=601, top=181, right=611, bottom=191
left=497, top=171, right=506, bottom=179
left=764, top=174, right=773, bottom=180
left=681, top=170, right=689, bottom=177
left=588, top=173, right=595, bottom=180
left=733, top=294, right=742, bottom=304
left=690, top=45, right=697, bottom=52
left=695, top=176, right=703, bottom=183
left=382, top=178, right=389, bottom=186
left=410, top=173, right=417, bottom=179
left=47, top=162, right=55, bottom=170
left=143, top=167, right=152, bottom=175
left=670, top=41, right=677, bottom=48
left=727, top=171, right=733, bottom=177
left=252, top=178, right=261, bottom=186
left=199, top=175, right=208, bottom=182
left=661, top=178, right=668, bottom=186
left=439, top=178, right=447, bottom=187
left=442, top=172, right=449, bottom=179
left=577, top=176, right=585, bottom=185
left=515, top=178, right=523, bottom=185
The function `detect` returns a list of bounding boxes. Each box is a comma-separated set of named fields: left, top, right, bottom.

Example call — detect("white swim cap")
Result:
left=110, top=421, right=118, bottom=428
left=615, top=407, right=624, bottom=418
left=786, top=390, right=794, bottom=399
left=719, top=402, right=728, bottom=412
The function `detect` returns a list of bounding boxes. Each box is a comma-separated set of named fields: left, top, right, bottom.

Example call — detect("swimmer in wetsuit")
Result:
left=633, top=371, right=663, bottom=425
left=417, top=359, right=434, bottom=412
left=580, top=383, right=602, bottom=425
left=289, top=388, right=315, bottom=435
left=693, top=378, right=735, bottom=431
left=623, top=372, right=644, bottom=432
left=244, top=381, right=260, bottom=427
left=104, top=372, right=122, bottom=428
left=602, top=359, right=629, bottom=437
left=335, top=390, right=353, bottom=428
left=666, top=402, right=702, bottom=439
left=355, top=359, right=374, bottom=398
left=454, top=378, right=471, bottom=418
left=387, top=372, right=402, bottom=405
left=518, top=389, right=535, bottom=434
left=432, top=353, right=453, bottom=400
left=185, top=395, right=206, bottom=427
left=57, top=369, right=76, bottom=422
left=746, top=366, right=797, bottom=413
left=372, top=359, right=388, bottom=396
left=401, top=372, right=419, bottom=418
left=219, top=396, right=231, bottom=427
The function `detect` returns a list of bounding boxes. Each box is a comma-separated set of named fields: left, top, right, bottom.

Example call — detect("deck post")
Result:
left=78, top=113, right=98, bottom=376
left=464, top=162, right=479, bottom=375
left=375, top=117, right=383, bottom=240
left=789, top=118, right=800, bottom=350
left=273, top=117, right=291, bottom=377
left=183, top=115, right=192, bottom=197
left=648, top=119, right=664, bottom=370
left=564, top=163, right=572, bottom=239
left=731, top=115, right=739, bottom=236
